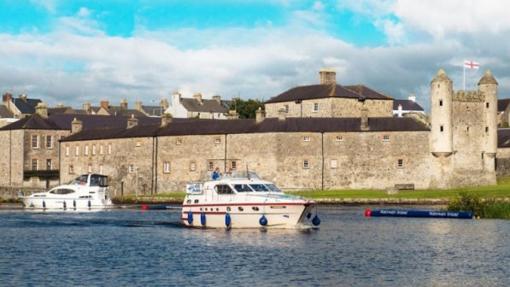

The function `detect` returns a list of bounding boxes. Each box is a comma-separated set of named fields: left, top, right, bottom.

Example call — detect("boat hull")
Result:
left=181, top=202, right=317, bottom=229
left=22, top=197, right=112, bottom=210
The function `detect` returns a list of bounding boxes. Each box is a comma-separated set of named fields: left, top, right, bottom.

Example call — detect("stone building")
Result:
left=264, top=69, right=393, bottom=118
left=166, top=92, right=231, bottom=119
left=2, top=93, right=42, bottom=118
left=56, top=69, right=499, bottom=195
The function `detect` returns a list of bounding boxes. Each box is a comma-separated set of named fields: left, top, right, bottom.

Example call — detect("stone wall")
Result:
left=265, top=98, right=393, bottom=118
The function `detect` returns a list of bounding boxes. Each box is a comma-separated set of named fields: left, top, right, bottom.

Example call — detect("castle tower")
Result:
left=430, top=69, right=454, bottom=156
left=478, top=70, right=498, bottom=169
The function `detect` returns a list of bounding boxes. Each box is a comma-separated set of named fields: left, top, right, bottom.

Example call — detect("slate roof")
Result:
left=0, top=105, right=14, bottom=118
left=498, top=129, right=510, bottom=148
left=13, top=98, right=41, bottom=114
left=142, top=105, right=165, bottom=117
left=393, top=99, right=424, bottom=111
left=0, top=113, right=160, bottom=131
left=62, top=117, right=430, bottom=142
left=105, top=106, right=148, bottom=117
left=498, top=99, right=510, bottom=112
left=180, top=98, right=229, bottom=113
left=265, top=84, right=392, bottom=104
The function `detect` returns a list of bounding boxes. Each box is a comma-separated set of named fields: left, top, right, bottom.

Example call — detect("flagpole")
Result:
left=463, top=64, right=466, bottom=91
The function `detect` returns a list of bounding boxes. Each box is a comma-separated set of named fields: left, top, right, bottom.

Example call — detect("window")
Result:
left=231, top=161, right=237, bottom=170
left=313, top=103, right=319, bottom=112
left=331, top=159, right=338, bottom=169
left=31, top=159, right=38, bottom=171
left=99, top=164, right=103, bottom=174
left=135, top=142, right=141, bottom=147
left=31, top=135, right=39, bottom=149
left=85, top=145, right=89, bottom=155
left=486, top=127, right=489, bottom=133
left=214, top=138, right=221, bottom=144
left=382, top=135, right=390, bottom=142
left=303, top=136, right=311, bottom=142
left=46, top=159, right=52, bottom=170
left=486, top=102, right=490, bottom=108
left=215, top=184, right=234, bottom=194
left=99, top=145, right=104, bottom=155
left=190, top=161, right=196, bottom=171
left=75, top=146, right=80, bottom=156
left=440, top=125, right=444, bottom=132
left=335, top=136, right=344, bottom=142
left=46, top=135, right=53, bottom=149
left=176, top=138, right=182, bottom=145
left=88, top=164, right=92, bottom=173
left=439, top=99, right=443, bottom=106
left=128, top=165, right=135, bottom=173
left=467, top=126, right=470, bottom=132
left=250, top=184, right=269, bottom=192
left=92, top=145, right=96, bottom=155
left=208, top=161, right=214, bottom=171
left=303, top=160, right=309, bottom=169
left=397, top=159, right=404, bottom=168
left=163, top=162, right=171, bottom=173
left=284, top=105, right=289, bottom=113
left=65, top=146, right=70, bottom=157
left=234, top=184, right=253, bottom=192
left=108, top=144, right=112, bottom=154
left=68, top=165, right=74, bottom=174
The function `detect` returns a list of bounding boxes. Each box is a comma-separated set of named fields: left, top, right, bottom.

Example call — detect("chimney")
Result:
left=408, top=94, right=416, bottom=102
left=278, top=108, right=286, bottom=121
left=35, top=102, right=48, bottom=118
left=71, top=117, right=83, bottom=134
left=120, top=99, right=128, bottom=110
left=212, top=95, right=221, bottom=103
left=135, top=101, right=143, bottom=111
left=193, top=93, right=203, bottom=104
left=83, top=102, right=91, bottom=113
left=319, top=68, right=336, bottom=85
left=19, top=94, right=28, bottom=102
left=160, top=98, right=169, bottom=110
left=127, top=114, right=138, bottom=129
left=228, top=110, right=239, bottom=119
left=397, top=104, right=403, bottom=118
left=160, top=113, right=172, bottom=127
left=255, top=107, right=265, bottom=123
left=2, top=92, right=12, bottom=103
left=100, top=100, right=109, bottom=110
left=360, top=108, right=369, bottom=131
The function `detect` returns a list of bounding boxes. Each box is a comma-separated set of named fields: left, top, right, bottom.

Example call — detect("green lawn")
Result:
left=290, top=177, right=510, bottom=200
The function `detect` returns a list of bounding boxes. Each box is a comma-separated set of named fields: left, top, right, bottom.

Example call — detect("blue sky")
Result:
left=0, top=0, right=509, bottom=109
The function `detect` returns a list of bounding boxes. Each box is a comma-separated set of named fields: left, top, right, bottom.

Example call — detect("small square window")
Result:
left=92, top=145, right=96, bottom=155
left=486, top=102, right=489, bottom=108
left=190, top=161, right=197, bottom=171
left=485, top=127, right=489, bottom=133
left=397, top=159, right=404, bottom=168
left=163, top=162, right=171, bottom=173
left=208, top=161, right=214, bottom=171
left=382, top=135, right=390, bottom=142
left=214, top=138, right=221, bottom=144
left=303, top=160, right=309, bottom=169
left=330, top=159, right=338, bottom=169
left=46, top=159, right=52, bottom=170
left=65, top=146, right=70, bottom=157
left=99, top=145, right=104, bottom=155
left=31, top=135, right=39, bottom=149
left=128, top=164, right=135, bottom=173
left=231, top=161, right=237, bottom=170
left=303, top=136, right=311, bottom=142
left=31, top=159, right=38, bottom=171
left=46, top=135, right=53, bottom=149
left=99, top=164, right=103, bottom=174
left=136, top=142, right=141, bottom=147
left=440, top=125, right=444, bottom=132
left=335, top=136, right=344, bottom=142
left=68, top=164, right=74, bottom=175
left=313, top=103, right=319, bottom=112
left=439, top=99, right=443, bottom=106
left=84, top=145, right=89, bottom=156
left=75, top=146, right=80, bottom=156
left=176, top=138, right=183, bottom=145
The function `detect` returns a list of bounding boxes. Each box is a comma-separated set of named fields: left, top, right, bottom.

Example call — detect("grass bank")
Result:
left=448, top=192, right=510, bottom=219
left=112, top=192, right=186, bottom=204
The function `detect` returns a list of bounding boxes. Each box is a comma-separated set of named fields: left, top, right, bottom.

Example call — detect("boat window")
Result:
left=234, top=184, right=253, bottom=192
left=51, top=189, right=75, bottom=195
left=90, top=175, right=108, bottom=187
left=71, top=175, right=88, bottom=185
left=215, top=184, right=234, bottom=194
left=265, top=184, right=282, bottom=192
left=249, top=184, right=269, bottom=192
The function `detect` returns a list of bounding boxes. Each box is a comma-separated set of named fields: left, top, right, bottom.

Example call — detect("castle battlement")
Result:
left=453, top=90, right=484, bottom=102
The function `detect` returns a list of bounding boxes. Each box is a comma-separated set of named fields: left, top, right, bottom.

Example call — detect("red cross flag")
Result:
left=464, top=60, right=480, bottom=70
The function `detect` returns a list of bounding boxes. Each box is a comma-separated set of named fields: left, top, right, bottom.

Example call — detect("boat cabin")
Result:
left=69, top=174, right=108, bottom=187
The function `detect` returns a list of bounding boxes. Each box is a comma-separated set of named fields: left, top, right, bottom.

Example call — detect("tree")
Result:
left=230, top=98, right=264, bottom=119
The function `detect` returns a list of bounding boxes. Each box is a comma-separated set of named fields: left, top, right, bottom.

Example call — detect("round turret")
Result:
left=430, top=69, right=453, bottom=156
left=478, top=70, right=498, bottom=160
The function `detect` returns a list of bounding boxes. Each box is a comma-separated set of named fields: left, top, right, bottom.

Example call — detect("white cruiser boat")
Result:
left=181, top=173, right=320, bottom=229
left=20, top=174, right=113, bottom=210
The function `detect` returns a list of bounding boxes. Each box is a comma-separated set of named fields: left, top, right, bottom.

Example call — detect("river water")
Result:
left=0, top=206, right=509, bottom=287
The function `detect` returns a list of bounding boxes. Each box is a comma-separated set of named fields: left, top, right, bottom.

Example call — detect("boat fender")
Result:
left=42, top=200, right=46, bottom=209
left=87, top=200, right=91, bottom=209
left=225, top=213, right=231, bottom=228
left=312, top=215, right=321, bottom=226
left=259, top=215, right=268, bottom=226
left=63, top=201, right=67, bottom=210
left=200, top=212, right=206, bottom=226
left=73, top=200, right=76, bottom=209
left=187, top=210, right=193, bottom=225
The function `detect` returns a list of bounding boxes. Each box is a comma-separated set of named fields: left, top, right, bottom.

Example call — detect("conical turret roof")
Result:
left=478, top=70, right=498, bottom=85
left=431, top=69, right=452, bottom=83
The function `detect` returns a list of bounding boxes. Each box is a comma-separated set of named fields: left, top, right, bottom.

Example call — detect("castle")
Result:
left=0, top=69, right=501, bottom=195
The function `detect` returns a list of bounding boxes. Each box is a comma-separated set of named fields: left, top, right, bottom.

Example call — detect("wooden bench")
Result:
left=394, top=184, right=415, bottom=191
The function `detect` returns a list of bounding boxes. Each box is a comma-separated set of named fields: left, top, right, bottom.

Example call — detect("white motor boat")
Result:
left=181, top=172, right=320, bottom=229
left=20, top=174, right=113, bottom=210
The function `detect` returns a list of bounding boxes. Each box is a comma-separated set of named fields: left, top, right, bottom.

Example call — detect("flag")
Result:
left=464, top=60, right=480, bottom=70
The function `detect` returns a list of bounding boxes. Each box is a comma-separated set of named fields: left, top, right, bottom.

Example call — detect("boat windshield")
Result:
left=265, top=184, right=282, bottom=192
left=249, top=184, right=269, bottom=192
left=90, top=175, right=108, bottom=187
left=233, top=184, right=253, bottom=192
left=70, top=175, right=88, bottom=185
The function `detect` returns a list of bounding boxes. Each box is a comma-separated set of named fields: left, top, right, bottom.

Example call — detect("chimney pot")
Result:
left=127, top=114, right=138, bottom=129
left=255, top=107, right=265, bottom=123
left=212, top=95, right=221, bottom=103
left=71, top=117, right=83, bottom=134
left=319, top=68, right=336, bottom=85
left=120, top=99, right=128, bottom=110
left=2, top=92, right=13, bottom=102
left=100, top=100, right=109, bottom=110
left=160, top=113, right=173, bottom=127
left=35, top=102, right=48, bottom=118
left=193, top=93, right=203, bottom=104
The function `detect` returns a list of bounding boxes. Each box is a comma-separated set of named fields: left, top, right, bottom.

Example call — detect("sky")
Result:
left=0, top=0, right=510, bottom=110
